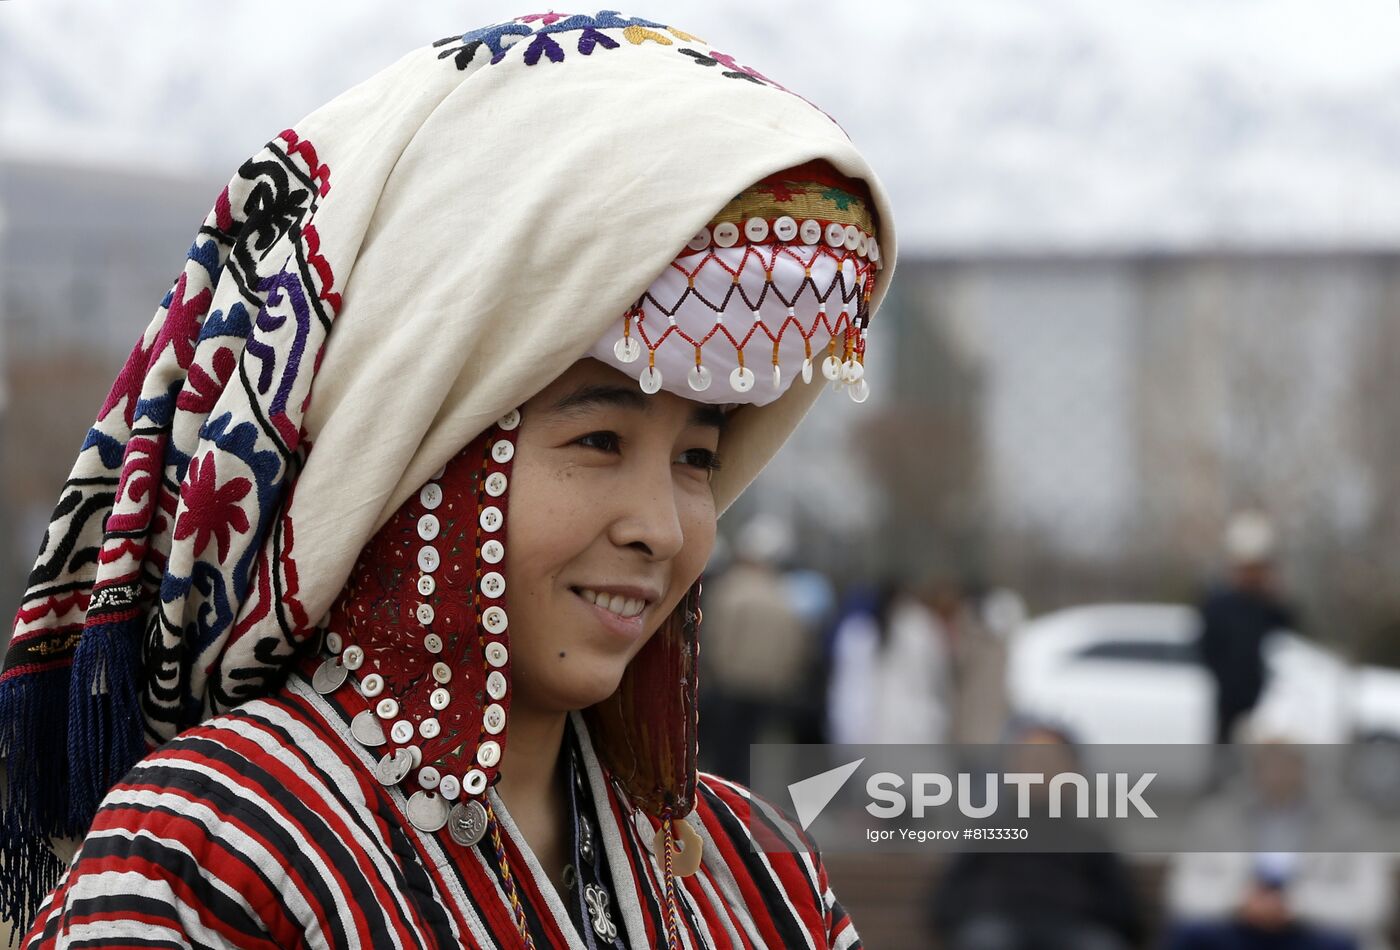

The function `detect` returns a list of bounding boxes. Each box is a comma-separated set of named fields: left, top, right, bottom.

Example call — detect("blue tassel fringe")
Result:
left=66, top=617, right=145, bottom=831
left=0, top=663, right=77, bottom=936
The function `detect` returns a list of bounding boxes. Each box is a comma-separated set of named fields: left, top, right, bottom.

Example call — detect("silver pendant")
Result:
left=407, top=791, right=449, bottom=832
left=579, top=820, right=594, bottom=864
left=448, top=799, right=489, bottom=847
left=374, top=748, right=413, bottom=786
left=584, top=883, right=617, bottom=941
left=312, top=658, right=348, bottom=695
left=635, top=810, right=655, bottom=851
left=350, top=709, right=387, bottom=747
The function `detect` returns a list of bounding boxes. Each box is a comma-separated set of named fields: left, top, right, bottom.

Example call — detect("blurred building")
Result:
left=880, top=252, right=1400, bottom=658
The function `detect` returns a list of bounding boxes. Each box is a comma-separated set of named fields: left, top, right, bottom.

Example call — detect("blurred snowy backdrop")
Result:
left=4, top=0, right=1400, bottom=250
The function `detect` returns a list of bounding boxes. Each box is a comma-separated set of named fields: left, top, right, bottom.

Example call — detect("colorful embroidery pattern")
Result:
left=1, top=130, right=341, bottom=911
left=707, top=164, right=879, bottom=238
left=432, top=10, right=794, bottom=96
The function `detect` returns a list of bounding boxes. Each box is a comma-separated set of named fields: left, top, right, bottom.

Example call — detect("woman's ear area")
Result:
left=708, top=375, right=823, bottom=516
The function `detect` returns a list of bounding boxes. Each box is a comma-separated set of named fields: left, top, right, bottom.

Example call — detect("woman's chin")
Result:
left=540, top=659, right=628, bottom=712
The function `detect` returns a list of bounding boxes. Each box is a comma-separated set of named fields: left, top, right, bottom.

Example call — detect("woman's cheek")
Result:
left=676, top=514, right=717, bottom=587
left=680, top=489, right=718, bottom=546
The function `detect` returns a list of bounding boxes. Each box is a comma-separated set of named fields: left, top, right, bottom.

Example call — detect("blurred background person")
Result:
left=824, top=576, right=954, bottom=745
left=929, top=720, right=1145, bottom=950
left=948, top=584, right=1022, bottom=745
left=872, top=576, right=955, bottom=744
left=783, top=559, right=839, bottom=744
left=1197, top=511, right=1298, bottom=746
left=825, top=580, right=896, bottom=745
left=698, top=514, right=810, bottom=784
left=1163, top=737, right=1392, bottom=950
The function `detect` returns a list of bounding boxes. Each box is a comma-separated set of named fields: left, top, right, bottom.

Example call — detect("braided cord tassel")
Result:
left=485, top=799, right=537, bottom=950
left=660, top=807, right=681, bottom=950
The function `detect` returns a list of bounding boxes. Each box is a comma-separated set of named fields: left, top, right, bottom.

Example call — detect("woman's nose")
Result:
left=609, top=458, right=686, bottom=562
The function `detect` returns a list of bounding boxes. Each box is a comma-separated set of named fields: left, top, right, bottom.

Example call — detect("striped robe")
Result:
left=22, top=671, right=862, bottom=949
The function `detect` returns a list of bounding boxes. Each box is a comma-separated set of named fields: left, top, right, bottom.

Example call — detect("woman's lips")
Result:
left=571, top=587, right=646, bottom=640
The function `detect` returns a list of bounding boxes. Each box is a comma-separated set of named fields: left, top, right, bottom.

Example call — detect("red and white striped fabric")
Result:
left=23, top=668, right=862, bottom=949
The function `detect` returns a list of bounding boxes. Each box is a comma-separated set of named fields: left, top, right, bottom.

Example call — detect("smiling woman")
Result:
left=509, top=363, right=722, bottom=708
left=1, top=10, right=895, bottom=949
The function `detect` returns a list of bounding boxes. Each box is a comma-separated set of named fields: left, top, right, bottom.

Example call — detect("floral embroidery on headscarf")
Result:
left=432, top=10, right=790, bottom=94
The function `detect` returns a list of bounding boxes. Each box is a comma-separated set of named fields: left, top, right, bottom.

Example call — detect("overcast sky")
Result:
left=4, top=1, right=1400, bottom=251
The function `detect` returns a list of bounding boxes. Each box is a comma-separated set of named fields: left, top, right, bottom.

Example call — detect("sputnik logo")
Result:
left=787, top=758, right=865, bottom=830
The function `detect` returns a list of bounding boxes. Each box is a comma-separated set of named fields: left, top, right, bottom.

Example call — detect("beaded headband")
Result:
left=586, top=160, right=881, bottom=405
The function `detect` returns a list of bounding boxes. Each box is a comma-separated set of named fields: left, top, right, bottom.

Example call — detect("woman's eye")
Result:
left=573, top=432, right=721, bottom=476
left=677, top=448, right=723, bottom=475
left=575, top=431, right=620, bottom=453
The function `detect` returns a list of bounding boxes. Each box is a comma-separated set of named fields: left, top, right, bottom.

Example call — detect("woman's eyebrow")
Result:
left=549, top=384, right=729, bottom=434
left=550, top=384, right=647, bottom=417
left=690, top=403, right=728, bottom=434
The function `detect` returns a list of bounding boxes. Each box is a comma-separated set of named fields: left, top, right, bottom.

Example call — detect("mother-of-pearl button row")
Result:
left=686, top=216, right=881, bottom=264
left=323, top=407, right=522, bottom=822
left=403, top=408, right=519, bottom=801
left=612, top=333, right=871, bottom=403
left=614, top=336, right=870, bottom=400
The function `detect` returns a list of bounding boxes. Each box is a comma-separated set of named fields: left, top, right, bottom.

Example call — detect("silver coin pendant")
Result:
left=407, top=791, right=449, bottom=833
left=312, top=658, right=348, bottom=695
left=448, top=800, right=489, bottom=847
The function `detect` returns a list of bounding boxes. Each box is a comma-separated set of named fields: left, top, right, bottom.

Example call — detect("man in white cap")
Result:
left=1197, top=510, right=1298, bottom=746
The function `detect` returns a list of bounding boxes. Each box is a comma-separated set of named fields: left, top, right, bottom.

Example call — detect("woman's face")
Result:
left=504, top=358, right=725, bottom=713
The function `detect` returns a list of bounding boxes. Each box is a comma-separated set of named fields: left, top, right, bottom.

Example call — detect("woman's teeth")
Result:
left=575, top=588, right=646, bottom=618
